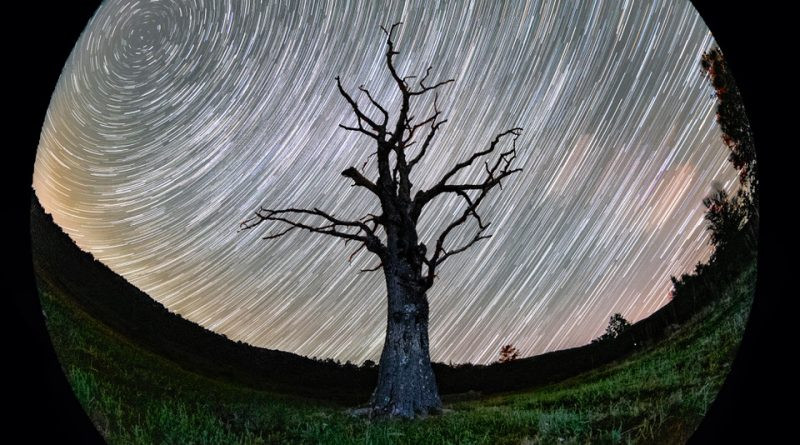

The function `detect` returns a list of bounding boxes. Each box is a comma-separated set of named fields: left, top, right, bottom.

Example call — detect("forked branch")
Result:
left=414, top=128, right=523, bottom=215
left=240, top=207, right=386, bottom=257
left=419, top=128, right=524, bottom=284
left=336, top=76, right=386, bottom=135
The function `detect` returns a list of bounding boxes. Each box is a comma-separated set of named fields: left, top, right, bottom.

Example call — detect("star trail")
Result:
left=33, top=0, right=738, bottom=365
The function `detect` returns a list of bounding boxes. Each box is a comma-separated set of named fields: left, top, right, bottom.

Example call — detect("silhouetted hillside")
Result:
left=31, top=194, right=375, bottom=403
left=30, top=192, right=753, bottom=399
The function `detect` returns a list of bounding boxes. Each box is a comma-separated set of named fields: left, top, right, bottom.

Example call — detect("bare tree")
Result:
left=240, top=23, right=523, bottom=419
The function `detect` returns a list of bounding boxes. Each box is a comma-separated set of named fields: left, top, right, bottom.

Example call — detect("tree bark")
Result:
left=369, top=255, right=441, bottom=418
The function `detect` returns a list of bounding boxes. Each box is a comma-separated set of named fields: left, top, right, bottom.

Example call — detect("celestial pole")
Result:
left=33, top=0, right=738, bottom=365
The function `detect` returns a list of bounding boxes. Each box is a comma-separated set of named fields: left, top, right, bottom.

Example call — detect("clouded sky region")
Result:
left=33, top=0, right=737, bottom=365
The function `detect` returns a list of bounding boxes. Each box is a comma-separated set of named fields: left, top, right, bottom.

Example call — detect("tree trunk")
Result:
left=369, top=257, right=441, bottom=418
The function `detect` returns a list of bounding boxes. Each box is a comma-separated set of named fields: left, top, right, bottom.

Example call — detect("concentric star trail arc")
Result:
left=33, top=0, right=737, bottom=365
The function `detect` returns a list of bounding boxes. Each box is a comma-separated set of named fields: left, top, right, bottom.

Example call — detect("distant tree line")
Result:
left=670, top=47, right=758, bottom=310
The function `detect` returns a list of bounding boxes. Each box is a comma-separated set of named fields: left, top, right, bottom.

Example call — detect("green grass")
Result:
left=38, top=261, right=755, bottom=444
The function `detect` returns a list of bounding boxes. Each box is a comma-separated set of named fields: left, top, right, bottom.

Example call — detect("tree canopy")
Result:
left=699, top=47, right=758, bottom=253
left=592, top=313, right=631, bottom=343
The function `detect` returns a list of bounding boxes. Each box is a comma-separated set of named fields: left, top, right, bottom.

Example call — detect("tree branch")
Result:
left=348, top=242, right=367, bottom=263
left=240, top=207, right=386, bottom=256
left=380, top=22, right=405, bottom=90
left=261, top=225, right=296, bottom=240
left=359, top=262, right=384, bottom=273
left=403, top=111, right=439, bottom=144
left=414, top=128, right=522, bottom=214
left=424, top=188, right=493, bottom=285
left=339, top=115, right=381, bottom=140
left=419, top=129, right=523, bottom=285
left=336, top=76, right=384, bottom=134
left=358, top=84, right=388, bottom=126
left=438, top=233, right=492, bottom=264
left=342, top=167, right=379, bottom=196
left=408, top=94, right=447, bottom=169
left=380, top=21, right=454, bottom=152
left=429, top=168, right=523, bottom=195
left=410, top=66, right=455, bottom=96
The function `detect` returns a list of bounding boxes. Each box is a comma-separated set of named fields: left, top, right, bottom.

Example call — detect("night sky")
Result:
left=33, top=0, right=737, bottom=365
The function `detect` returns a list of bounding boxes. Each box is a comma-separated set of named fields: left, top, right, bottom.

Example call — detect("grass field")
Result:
left=37, top=260, right=754, bottom=444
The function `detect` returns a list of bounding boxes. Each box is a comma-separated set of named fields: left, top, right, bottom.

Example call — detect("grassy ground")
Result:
left=38, top=261, right=754, bottom=444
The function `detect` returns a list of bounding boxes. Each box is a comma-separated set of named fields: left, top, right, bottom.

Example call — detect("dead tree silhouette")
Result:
left=241, top=23, right=523, bottom=418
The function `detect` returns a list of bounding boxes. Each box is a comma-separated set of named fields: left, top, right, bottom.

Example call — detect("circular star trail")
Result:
left=33, top=0, right=738, bottom=365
